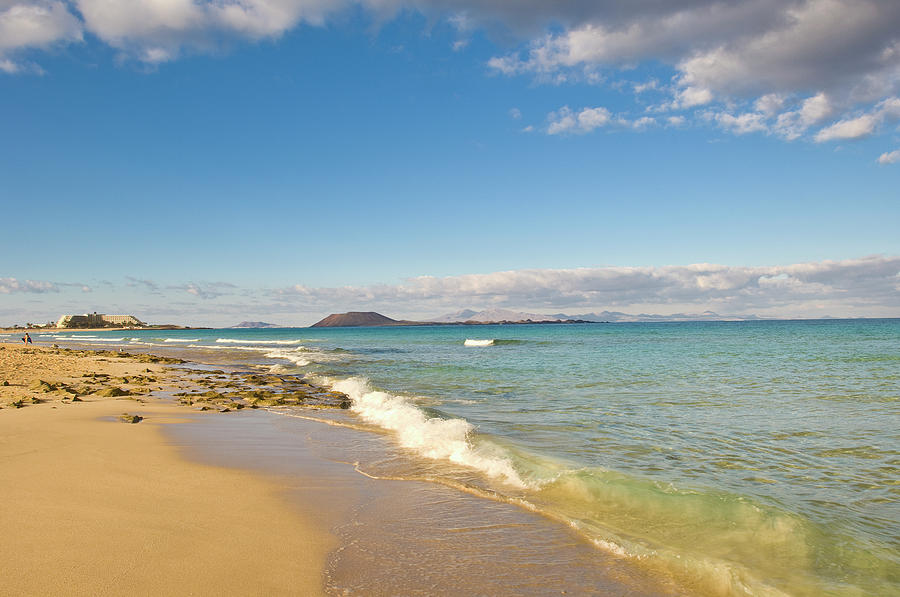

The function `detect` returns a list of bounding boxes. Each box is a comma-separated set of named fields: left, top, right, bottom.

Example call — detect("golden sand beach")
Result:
left=0, top=343, right=333, bottom=596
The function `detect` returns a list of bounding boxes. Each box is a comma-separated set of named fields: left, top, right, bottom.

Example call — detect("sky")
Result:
left=1, top=0, right=899, bottom=326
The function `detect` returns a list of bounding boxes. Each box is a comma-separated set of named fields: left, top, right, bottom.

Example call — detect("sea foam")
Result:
left=464, top=339, right=494, bottom=347
left=215, top=338, right=306, bottom=345
left=329, top=377, right=526, bottom=488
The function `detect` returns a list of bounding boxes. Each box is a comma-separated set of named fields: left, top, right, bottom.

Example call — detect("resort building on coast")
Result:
left=56, top=313, right=146, bottom=328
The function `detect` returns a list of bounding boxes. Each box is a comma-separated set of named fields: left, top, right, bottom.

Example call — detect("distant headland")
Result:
left=230, top=321, right=282, bottom=329
left=310, top=311, right=593, bottom=328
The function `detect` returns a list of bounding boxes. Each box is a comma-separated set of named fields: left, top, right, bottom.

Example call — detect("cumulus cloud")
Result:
left=815, top=114, right=878, bottom=142
left=0, top=1, right=82, bottom=71
left=3, top=0, right=899, bottom=157
left=0, top=277, right=59, bottom=293
left=5, top=259, right=898, bottom=325
left=877, top=149, right=900, bottom=164
left=72, top=0, right=342, bottom=63
left=814, top=96, right=900, bottom=142
left=485, top=0, right=900, bottom=145
left=547, top=106, right=610, bottom=134
left=272, top=256, right=900, bottom=318
left=708, top=111, right=768, bottom=135
left=546, top=105, right=659, bottom=134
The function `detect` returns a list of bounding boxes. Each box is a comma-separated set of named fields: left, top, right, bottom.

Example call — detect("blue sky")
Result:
left=2, top=1, right=899, bottom=325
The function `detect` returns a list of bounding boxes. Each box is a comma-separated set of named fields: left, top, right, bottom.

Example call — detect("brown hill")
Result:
left=310, top=312, right=399, bottom=327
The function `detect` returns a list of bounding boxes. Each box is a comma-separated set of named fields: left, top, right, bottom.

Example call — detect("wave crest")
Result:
left=330, top=377, right=526, bottom=488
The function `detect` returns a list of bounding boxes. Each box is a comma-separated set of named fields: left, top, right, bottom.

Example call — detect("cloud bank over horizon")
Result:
left=2, top=0, right=899, bottom=159
left=4, top=256, right=898, bottom=326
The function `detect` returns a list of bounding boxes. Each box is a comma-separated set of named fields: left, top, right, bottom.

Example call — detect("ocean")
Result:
left=30, top=319, right=900, bottom=596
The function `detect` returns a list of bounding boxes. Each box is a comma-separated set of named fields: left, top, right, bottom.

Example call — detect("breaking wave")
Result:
left=56, top=336, right=125, bottom=342
left=215, top=338, right=306, bottom=345
left=328, top=377, right=527, bottom=488
left=464, top=339, right=494, bottom=347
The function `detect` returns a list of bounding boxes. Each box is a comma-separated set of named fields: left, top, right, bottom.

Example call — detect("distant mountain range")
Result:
left=430, top=309, right=762, bottom=323
left=550, top=310, right=762, bottom=322
left=230, top=321, right=281, bottom=328
left=429, top=308, right=565, bottom=323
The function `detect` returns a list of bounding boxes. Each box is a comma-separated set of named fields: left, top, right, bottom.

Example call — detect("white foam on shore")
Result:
left=215, top=338, right=306, bottom=345
left=464, top=339, right=494, bottom=347
left=329, top=376, right=526, bottom=488
left=163, top=338, right=198, bottom=343
left=265, top=350, right=311, bottom=367
left=185, top=344, right=269, bottom=352
left=59, top=337, right=125, bottom=342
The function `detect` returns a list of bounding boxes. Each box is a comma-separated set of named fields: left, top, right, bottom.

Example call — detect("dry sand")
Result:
left=0, top=343, right=334, bottom=596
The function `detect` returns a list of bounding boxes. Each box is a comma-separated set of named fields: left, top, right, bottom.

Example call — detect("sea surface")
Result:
left=25, top=319, right=900, bottom=596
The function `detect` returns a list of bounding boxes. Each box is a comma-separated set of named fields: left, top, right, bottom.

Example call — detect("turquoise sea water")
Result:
left=31, top=319, right=900, bottom=596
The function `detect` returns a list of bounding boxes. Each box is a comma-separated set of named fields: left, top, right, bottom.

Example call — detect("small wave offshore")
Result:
left=53, top=336, right=126, bottom=343
left=464, top=339, right=494, bottom=347
left=215, top=338, right=306, bottom=345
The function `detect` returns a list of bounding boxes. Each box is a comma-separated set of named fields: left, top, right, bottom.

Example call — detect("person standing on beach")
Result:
left=22, top=332, right=32, bottom=344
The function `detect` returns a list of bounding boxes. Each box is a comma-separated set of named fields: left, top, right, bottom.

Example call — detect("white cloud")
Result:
left=675, top=85, right=713, bottom=108
left=5, top=258, right=899, bottom=325
left=631, top=116, right=655, bottom=130
left=546, top=106, right=662, bottom=135
left=0, top=57, right=19, bottom=73
left=815, top=114, right=878, bottom=142
left=508, top=107, right=521, bottom=119
left=2, top=0, right=898, bottom=159
left=0, top=277, right=58, bottom=293
left=484, top=0, right=899, bottom=147
left=270, top=256, right=900, bottom=318
left=0, top=1, right=82, bottom=72
left=547, top=106, right=611, bottom=134
left=711, top=111, right=768, bottom=135
left=772, top=92, right=834, bottom=139
left=754, top=94, right=784, bottom=117
left=812, top=98, right=899, bottom=142
left=633, top=79, right=658, bottom=94
left=877, top=149, right=900, bottom=164
left=71, top=0, right=338, bottom=63
left=800, top=93, right=833, bottom=124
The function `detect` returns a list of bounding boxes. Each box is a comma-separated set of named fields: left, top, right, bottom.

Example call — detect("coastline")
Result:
left=0, top=343, right=334, bottom=595
left=0, top=341, right=675, bottom=596
left=8, top=324, right=893, bottom=596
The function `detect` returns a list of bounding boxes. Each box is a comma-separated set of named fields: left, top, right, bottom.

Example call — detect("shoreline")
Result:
left=1, top=342, right=675, bottom=596
left=0, top=343, right=335, bottom=595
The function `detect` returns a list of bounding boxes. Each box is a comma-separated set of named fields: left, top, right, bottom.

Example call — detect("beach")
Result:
left=0, top=341, right=669, bottom=596
left=2, top=321, right=897, bottom=596
left=0, top=343, right=334, bottom=596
